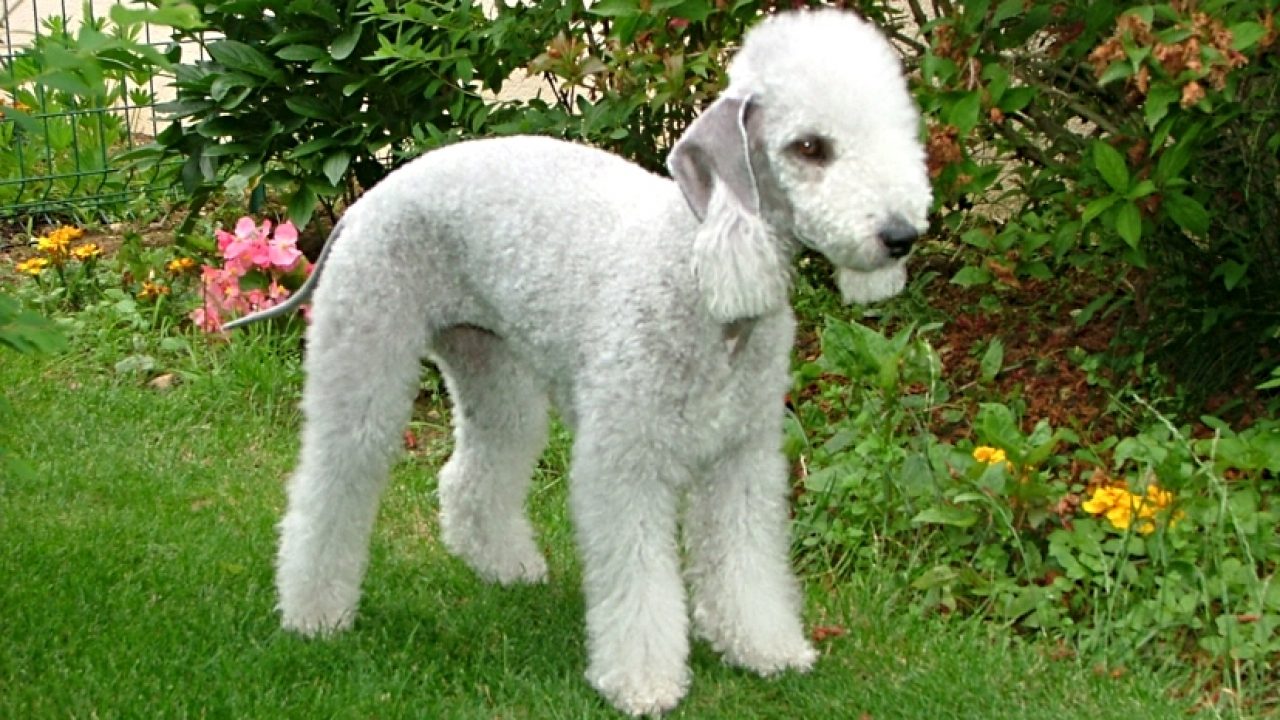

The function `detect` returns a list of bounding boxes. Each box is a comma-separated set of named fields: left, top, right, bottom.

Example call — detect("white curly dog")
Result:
left=229, top=8, right=931, bottom=716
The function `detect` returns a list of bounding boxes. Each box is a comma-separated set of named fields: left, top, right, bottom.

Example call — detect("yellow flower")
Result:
left=1081, top=485, right=1128, bottom=515
left=37, top=235, right=69, bottom=259
left=973, top=446, right=1008, bottom=465
left=1144, top=484, right=1174, bottom=509
left=167, top=257, right=197, bottom=275
left=1082, top=482, right=1180, bottom=535
left=15, top=257, right=49, bottom=276
left=71, top=243, right=102, bottom=261
left=48, top=226, right=84, bottom=244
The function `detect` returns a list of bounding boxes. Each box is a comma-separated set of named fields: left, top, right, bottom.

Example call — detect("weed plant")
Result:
left=788, top=293, right=1279, bottom=715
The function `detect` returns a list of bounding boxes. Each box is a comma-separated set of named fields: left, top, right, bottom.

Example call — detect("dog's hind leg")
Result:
left=275, top=281, right=428, bottom=636
left=431, top=326, right=551, bottom=585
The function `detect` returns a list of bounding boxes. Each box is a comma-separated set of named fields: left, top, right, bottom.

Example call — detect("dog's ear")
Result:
left=669, top=95, right=760, bottom=220
left=668, top=95, right=788, bottom=323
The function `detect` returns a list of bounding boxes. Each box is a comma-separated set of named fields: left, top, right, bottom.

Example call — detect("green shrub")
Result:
left=142, top=0, right=785, bottom=228
left=483, top=0, right=769, bottom=173
left=900, top=0, right=1279, bottom=387
left=144, top=0, right=536, bottom=230
left=0, top=3, right=191, bottom=216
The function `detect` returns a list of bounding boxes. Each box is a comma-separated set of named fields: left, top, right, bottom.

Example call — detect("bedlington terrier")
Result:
left=228, top=8, right=931, bottom=716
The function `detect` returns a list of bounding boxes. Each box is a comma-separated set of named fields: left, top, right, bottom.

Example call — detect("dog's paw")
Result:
left=280, top=605, right=355, bottom=637
left=722, top=637, right=818, bottom=677
left=587, top=664, right=690, bottom=718
left=444, top=532, right=549, bottom=586
left=692, top=601, right=818, bottom=677
left=475, top=550, right=549, bottom=586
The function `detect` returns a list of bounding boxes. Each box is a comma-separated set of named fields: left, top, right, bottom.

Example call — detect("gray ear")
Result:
left=668, top=95, right=759, bottom=220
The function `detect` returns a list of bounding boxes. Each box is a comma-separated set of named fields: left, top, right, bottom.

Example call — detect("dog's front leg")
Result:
left=684, top=439, right=817, bottom=675
left=570, top=434, right=690, bottom=717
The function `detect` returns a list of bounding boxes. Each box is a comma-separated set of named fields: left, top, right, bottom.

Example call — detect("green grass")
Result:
left=1, top=341, right=1198, bottom=719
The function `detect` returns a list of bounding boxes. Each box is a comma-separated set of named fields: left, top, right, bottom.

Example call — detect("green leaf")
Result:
left=975, top=403, right=1022, bottom=451
left=207, top=40, right=282, bottom=82
left=288, top=185, right=318, bottom=229
left=588, top=0, right=640, bottom=16
left=1127, top=6, right=1155, bottom=26
left=1217, top=260, right=1247, bottom=291
left=276, top=45, right=328, bottom=62
left=912, top=505, right=980, bottom=528
left=992, top=0, right=1022, bottom=26
left=1126, top=179, right=1157, bottom=200
left=820, top=317, right=896, bottom=384
left=948, top=92, right=982, bottom=134
left=0, top=295, right=66, bottom=354
left=110, top=2, right=203, bottom=31
left=1229, top=21, right=1266, bottom=50
left=1155, top=126, right=1201, bottom=184
left=1022, top=261, right=1052, bottom=280
left=960, top=228, right=993, bottom=250
left=0, top=104, right=38, bottom=133
left=950, top=266, right=992, bottom=287
left=997, top=87, right=1036, bottom=112
left=1093, top=142, right=1129, bottom=193
left=284, top=95, right=332, bottom=120
left=1097, top=60, right=1133, bottom=86
left=922, top=53, right=957, bottom=84
left=979, top=338, right=1004, bottom=383
left=331, top=27, right=361, bottom=61
left=1163, top=192, right=1210, bottom=235
left=1115, top=202, right=1142, bottom=249
left=210, top=72, right=252, bottom=102
left=911, top=565, right=959, bottom=590
left=1074, top=291, right=1114, bottom=328
left=322, top=151, right=351, bottom=186
left=1144, top=85, right=1178, bottom=130
left=288, top=137, right=337, bottom=158
left=671, top=0, right=713, bottom=22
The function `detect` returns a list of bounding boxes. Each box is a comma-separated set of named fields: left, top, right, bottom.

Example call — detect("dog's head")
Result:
left=669, top=10, right=932, bottom=320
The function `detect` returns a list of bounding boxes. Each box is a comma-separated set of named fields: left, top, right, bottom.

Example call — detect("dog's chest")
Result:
left=673, top=319, right=791, bottom=458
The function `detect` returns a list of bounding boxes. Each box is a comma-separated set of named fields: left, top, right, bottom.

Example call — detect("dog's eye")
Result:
left=788, top=136, right=833, bottom=164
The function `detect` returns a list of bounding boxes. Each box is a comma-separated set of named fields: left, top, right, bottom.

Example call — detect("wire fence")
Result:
left=0, top=0, right=176, bottom=219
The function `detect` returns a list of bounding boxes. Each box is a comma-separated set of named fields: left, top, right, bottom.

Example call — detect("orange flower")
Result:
left=973, top=446, right=1007, bottom=465
left=1082, top=482, right=1182, bottom=535
left=71, top=243, right=102, bottom=261
left=16, top=257, right=49, bottom=276
left=36, top=226, right=84, bottom=266
left=167, top=257, right=197, bottom=275
left=138, top=281, right=171, bottom=300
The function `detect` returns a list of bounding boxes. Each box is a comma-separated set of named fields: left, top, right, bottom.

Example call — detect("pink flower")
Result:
left=192, top=216, right=312, bottom=333
left=268, top=221, right=303, bottom=270
left=190, top=305, right=223, bottom=333
left=245, top=288, right=268, bottom=311
left=220, top=217, right=273, bottom=270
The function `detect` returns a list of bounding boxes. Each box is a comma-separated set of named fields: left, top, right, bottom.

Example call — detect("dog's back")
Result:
left=323, top=135, right=725, bottom=387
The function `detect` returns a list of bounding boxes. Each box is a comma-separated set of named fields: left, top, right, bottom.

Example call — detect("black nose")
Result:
left=878, top=216, right=919, bottom=259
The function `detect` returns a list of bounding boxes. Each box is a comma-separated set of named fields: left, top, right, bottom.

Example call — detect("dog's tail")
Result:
left=222, top=218, right=345, bottom=331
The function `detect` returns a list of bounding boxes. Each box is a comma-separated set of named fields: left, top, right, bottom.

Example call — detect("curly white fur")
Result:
left=247, top=9, right=931, bottom=717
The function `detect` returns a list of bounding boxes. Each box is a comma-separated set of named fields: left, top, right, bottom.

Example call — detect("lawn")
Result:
left=1, top=337, right=1198, bottom=719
